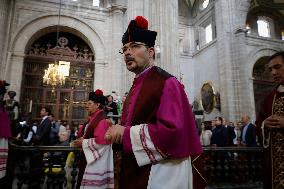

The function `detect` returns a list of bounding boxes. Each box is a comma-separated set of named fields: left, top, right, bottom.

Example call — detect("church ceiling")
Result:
left=185, top=0, right=195, bottom=7
left=254, top=0, right=284, bottom=9
left=250, top=0, right=284, bottom=16
left=186, top=0, right=284, bottom=10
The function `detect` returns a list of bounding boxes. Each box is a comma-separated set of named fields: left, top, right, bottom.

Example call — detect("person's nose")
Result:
left=271, top=68, right=277, bottom=76
left=124, top=51, right=134, bottom=61
left=124, top=47, right=132, bottom=55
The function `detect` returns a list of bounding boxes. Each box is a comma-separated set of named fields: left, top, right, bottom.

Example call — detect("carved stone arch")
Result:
left=5, top=14, right=106, bottom=99
left=247, top=47, right=279, bottom=75
left=10, top=14, right=105, bottom=59
left=246, top=48, right=279, bottom=117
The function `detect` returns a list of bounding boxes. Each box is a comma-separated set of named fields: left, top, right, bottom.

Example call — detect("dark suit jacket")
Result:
left=240, top=123, right=257, bottom=147
left=226, top=125, right=236, bottom=146
left=211, top=125, right=228, bottom=147
left=34, top=117, right=51, bottom=145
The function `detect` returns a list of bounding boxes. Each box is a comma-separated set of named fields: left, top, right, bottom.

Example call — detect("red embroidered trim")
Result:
left=85, top=170, right=114, bottom=176
left=140, top=125, right=157, bottom=163
left=155, top=146, right=167, bottom=159
left=81, top=177, right=114, bottom=186
left=0, top=167, right=7, bottom=171
left=87, top=138, right=100, bottom=160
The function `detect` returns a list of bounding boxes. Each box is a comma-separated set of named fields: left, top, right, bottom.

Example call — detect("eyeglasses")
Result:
left=119, top=42, right=148, bottom=54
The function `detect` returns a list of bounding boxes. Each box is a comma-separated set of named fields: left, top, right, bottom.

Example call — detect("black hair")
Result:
left=268, top=51, right=284, bottom=62
left=107, top=95, right=113, bottom=100
left=98, top=103, right=104, bottom=110
left=42, top=107, right=51, bottom=116
left=215, top=116, right=223, bottom=123
left=204, top=121, right=212, bottom=130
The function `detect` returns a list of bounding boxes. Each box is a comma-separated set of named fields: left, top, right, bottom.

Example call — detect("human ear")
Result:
left=148, top=47, right=155, bottom=59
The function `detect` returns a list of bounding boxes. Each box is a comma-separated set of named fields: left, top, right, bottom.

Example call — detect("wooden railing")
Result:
left=8, top=144, right=264, bottom=189
left=203, top=147, right=263, bottom=189
left=9, top=144, right=80, bottom=189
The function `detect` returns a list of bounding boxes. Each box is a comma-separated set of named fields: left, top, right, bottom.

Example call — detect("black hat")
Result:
left=0, top=80, right=10, bottom=95
left=88, top=89, right=106, bottom=105
left=122, top=16, right=157, bottom=47
left=8, top=91, right=16, bottom=97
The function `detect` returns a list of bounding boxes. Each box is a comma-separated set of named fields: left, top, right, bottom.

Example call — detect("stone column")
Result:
left=0, top=0, right=12, bottom=78
left=109, top=5, right=126, bottom=95
left=123, top=0, right=150, bottom=92
left=127, top=0, right=150, bottom=19
left=93, top=59, right=108, bottom=91
left=215, top=0, right=250, bottom=121
left=229, top=0, right=252, bottom=119
left=126, top=0, right=179, bottom=76
left=6, top=53, right=25, bottom=100
left=150, top=0, right=179, bottom=76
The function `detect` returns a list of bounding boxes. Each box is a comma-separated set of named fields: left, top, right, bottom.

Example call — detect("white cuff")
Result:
left=82, top=138, right=101, bottom=164
left=130, top=124, right=166, bottom=167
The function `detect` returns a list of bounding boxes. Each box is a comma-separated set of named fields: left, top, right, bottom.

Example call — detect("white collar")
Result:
left=42, top=115, right=49, bottom=121
left=277, top=85, right=284, bottom=92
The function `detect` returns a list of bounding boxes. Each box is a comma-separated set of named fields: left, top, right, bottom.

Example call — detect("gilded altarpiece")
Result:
left=21, top=32, right=95, bottom=126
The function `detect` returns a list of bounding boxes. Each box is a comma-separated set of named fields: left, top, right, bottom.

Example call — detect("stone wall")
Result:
left=3, top=0, right=127, bottom=99
left=0, top=0, right=12, bottom=79
left=0, top=0, right=284, bottom=121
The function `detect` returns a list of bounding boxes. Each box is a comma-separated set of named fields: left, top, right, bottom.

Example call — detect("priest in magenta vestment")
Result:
left=105, top=16, right=206, bottom=189
left=73, top=89, right=114, bottom=189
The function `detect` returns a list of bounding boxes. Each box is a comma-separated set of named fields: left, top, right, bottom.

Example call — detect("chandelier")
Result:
left=43, top=61, right=70, bottom=91
left=42, top=0, right=70, bottom=92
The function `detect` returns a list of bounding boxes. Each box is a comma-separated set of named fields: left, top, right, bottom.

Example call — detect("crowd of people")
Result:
left=199, top=115, right=257, bottom=147
left=8, top=92, right=127, bottom=148
left=11, top=109, right=73, bottom=147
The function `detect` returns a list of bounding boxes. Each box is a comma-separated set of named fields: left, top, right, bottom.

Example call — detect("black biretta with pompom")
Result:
left=122, top=16, right=157, bottom=47
left=88, top=89, right=106, bottom=105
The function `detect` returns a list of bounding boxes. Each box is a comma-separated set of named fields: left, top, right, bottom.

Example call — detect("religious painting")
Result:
left=200, top=82, right=215, bottom=114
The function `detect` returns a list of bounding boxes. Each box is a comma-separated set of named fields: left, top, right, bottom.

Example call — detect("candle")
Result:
left=29, top=99, right=33, bottom=112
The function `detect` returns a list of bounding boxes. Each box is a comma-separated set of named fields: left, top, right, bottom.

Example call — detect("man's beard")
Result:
left=127, top=61, right=149, bottom=73
left=125, top=57, right=136, bottom=70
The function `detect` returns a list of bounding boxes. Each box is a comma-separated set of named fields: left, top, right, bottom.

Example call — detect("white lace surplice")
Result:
left=0, top=138, right=8, bottom=179
left=130, top=124, right=193, bottom=189
left=81, top=138, right=114, bottom=189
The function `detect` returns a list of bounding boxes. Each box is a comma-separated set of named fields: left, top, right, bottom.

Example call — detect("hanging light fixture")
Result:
left=42, top=0, right=70, bottom=92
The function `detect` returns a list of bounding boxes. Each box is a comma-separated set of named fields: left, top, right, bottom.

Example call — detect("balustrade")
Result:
left=8, top=144, right=263, bottom=189
left=203, top=147, right=263, bottom=189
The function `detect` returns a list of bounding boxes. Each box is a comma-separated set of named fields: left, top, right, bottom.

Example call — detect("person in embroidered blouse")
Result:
left=105, top=16, right=205, bottom=189
left=72, top=89, right=113, bottom=189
